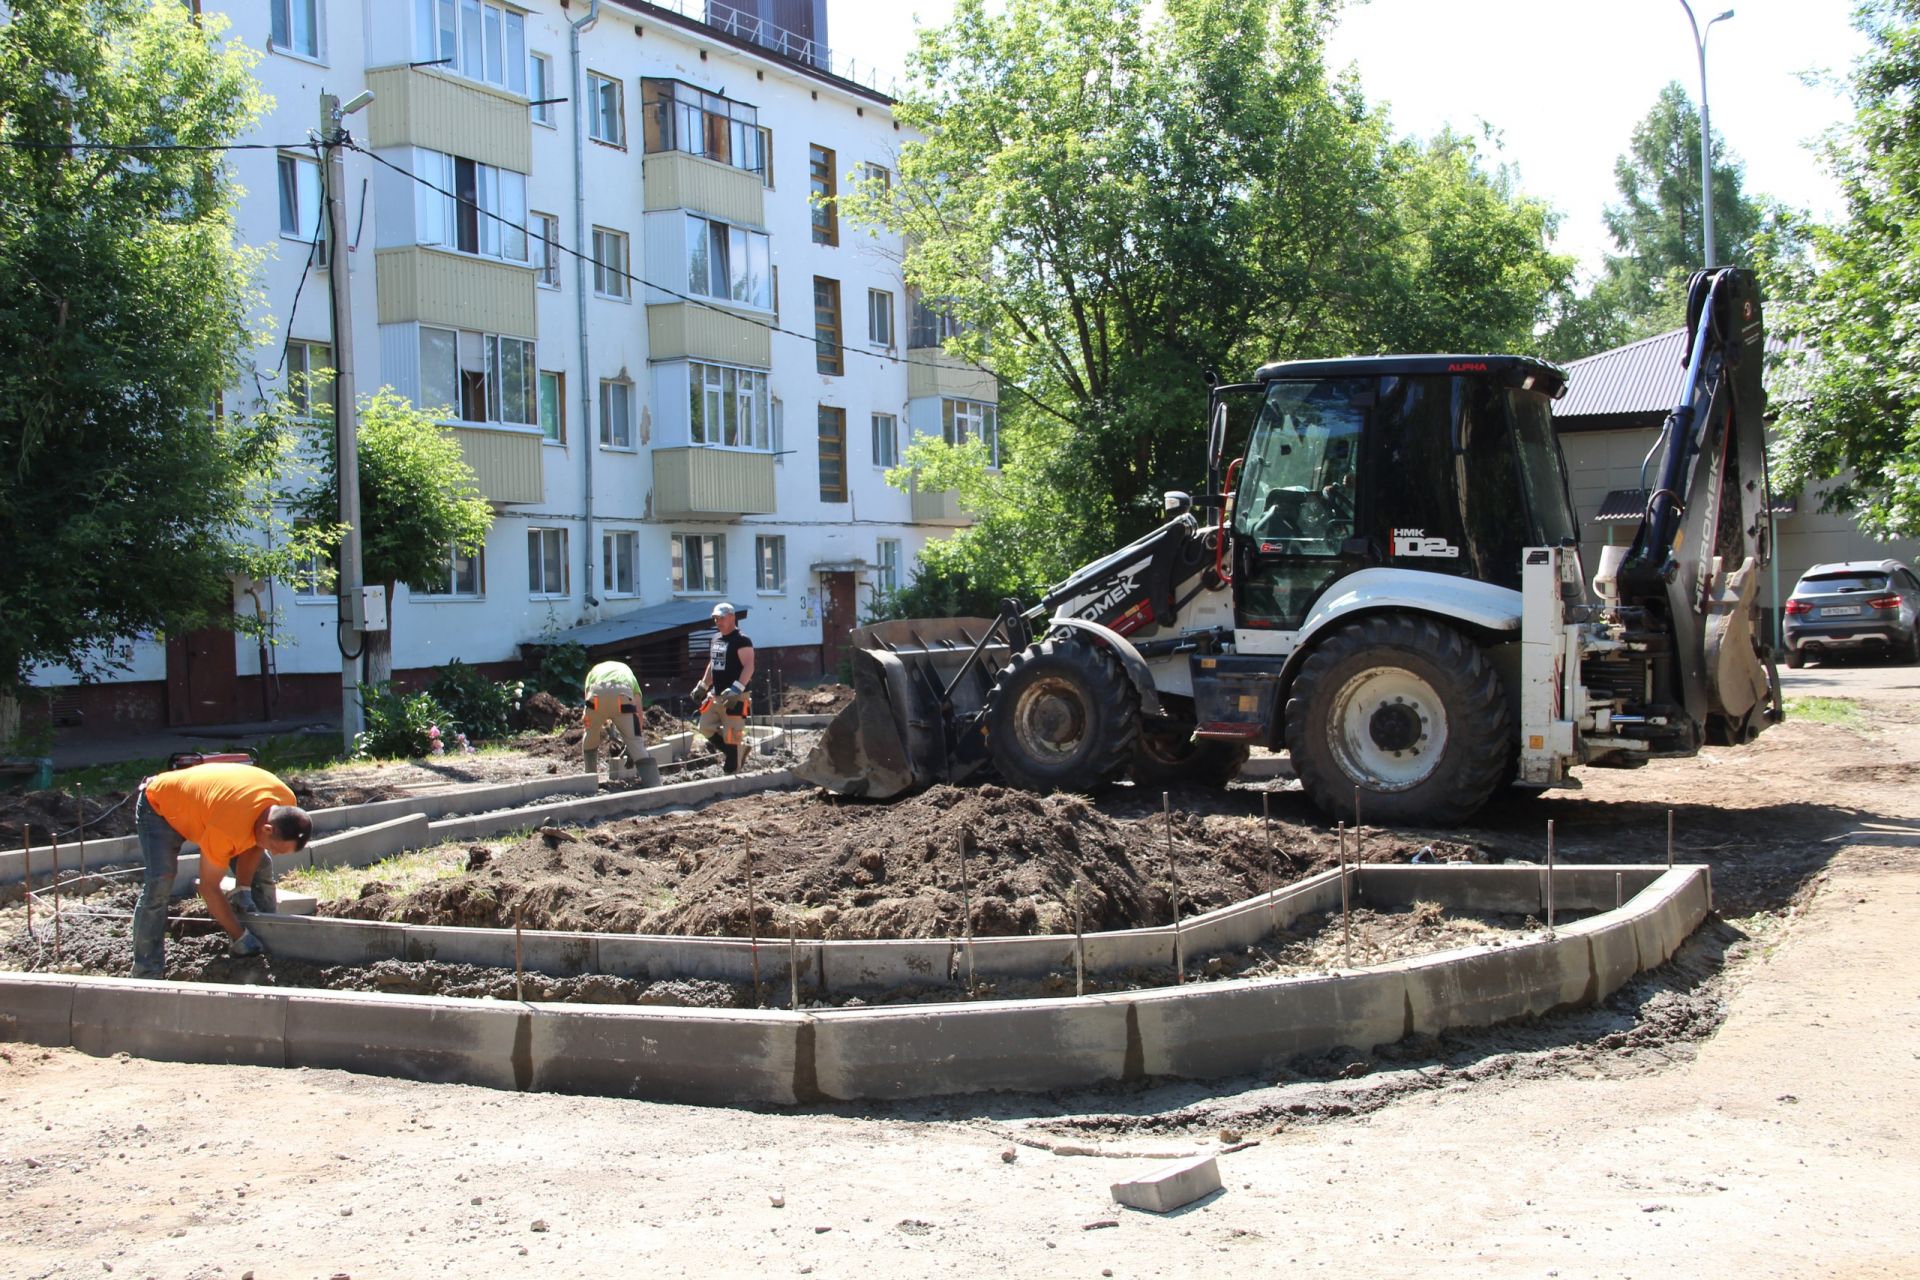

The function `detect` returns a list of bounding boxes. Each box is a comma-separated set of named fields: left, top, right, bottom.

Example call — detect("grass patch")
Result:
left=52, top=733, right=353, bottom=799
left=280, top=844, right=468, bottom=902
left=1784, top=696, right=1867, bottom=730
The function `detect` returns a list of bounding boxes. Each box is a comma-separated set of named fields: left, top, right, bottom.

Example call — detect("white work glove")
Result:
left=723, top=682, right=744, bottom=698
left=230, top=929, right=266, bottom=958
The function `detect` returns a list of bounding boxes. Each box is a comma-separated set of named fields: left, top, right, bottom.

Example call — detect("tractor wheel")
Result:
left=1130, top=727, right=1250, bottom=789
left=1283, top=614, right=1513, bottom=826
left=985, top=635, right=1140, bottom=793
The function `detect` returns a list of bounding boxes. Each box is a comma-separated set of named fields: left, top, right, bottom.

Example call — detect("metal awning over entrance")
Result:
left=520, top=600, right=749, bottom=682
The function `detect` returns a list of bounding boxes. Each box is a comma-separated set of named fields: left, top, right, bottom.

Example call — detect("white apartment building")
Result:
left=37, top=0, right=997, bottom=730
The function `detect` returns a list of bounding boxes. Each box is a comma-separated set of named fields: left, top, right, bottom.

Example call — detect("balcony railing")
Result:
left=654, top=446, right=776, bottom=519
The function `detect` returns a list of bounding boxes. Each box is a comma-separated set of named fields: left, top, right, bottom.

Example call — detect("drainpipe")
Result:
left=570, top=0, right=602, bottom=612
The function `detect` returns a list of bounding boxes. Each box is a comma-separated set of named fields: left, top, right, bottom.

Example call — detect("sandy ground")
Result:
left=2, top=663, right=1917, bottom=1279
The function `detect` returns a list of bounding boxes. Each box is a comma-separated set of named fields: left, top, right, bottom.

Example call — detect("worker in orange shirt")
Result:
left=131, top=762, right=313, bottom=978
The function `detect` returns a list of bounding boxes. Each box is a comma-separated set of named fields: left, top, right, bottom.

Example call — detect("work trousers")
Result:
left=583, top=685, right=645, bottom=769
left=131, top=787, right=275, bottom=979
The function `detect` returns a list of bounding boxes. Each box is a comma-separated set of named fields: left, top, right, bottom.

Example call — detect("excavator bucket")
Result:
left=795, top=617, right=1011, bottom=799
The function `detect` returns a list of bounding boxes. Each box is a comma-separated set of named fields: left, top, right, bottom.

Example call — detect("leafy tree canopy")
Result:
left=1768, top=0, right=1920, bottom=538
left=0, top=1, right=291, bottom=689
left=846, top=0, right=1572, bottom=610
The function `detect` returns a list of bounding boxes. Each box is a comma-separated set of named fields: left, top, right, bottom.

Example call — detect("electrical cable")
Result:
left=0, top=140, right=320, bottom=152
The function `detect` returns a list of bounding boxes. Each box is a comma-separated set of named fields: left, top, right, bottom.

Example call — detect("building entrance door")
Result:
left=166, top=610, right=237, bottom=727
left=821, top=571, right=858, bottom=677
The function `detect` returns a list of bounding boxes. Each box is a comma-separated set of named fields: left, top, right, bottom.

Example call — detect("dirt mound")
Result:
left=0, top=788, right=137, bottom=850
left=776, top=683, right=855, bottom=715
left=520, top=690, right=574, bottom=732
left=319, top=782, right=1437, bottom=941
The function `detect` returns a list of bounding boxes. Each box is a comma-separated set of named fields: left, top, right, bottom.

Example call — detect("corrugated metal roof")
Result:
left=1557, top=329, right=1689, bottom=419
left=537, top=599, right=746, bottom=650
left=1594, top=486, right=1797, bottom=522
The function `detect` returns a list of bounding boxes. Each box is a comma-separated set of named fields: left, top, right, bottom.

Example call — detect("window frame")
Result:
left=418, top=324, right=539, bottom=429
left=277, top=151, right=327, bottom=266
left=591, top=225, right=630, bottom=300
left=527, top=526, right=571, bottom=599
left=285, top=340, right=334, bottom=421
left=688, top=361, right=773, bottom=450
left=599, top=377, right=635, bottom=450
left=809, top=143, right=838, bottom=246
left=867, top=288, right=894, bottom=348
left=586, top=71, right=626, bottom=148
left=755, top=534, right=787, bottom=594
left=538, top=369, right=566, bottom=445
left=876, top=538, right=902, bottom=595
left=672, top=532, right=728, bottom=595
left=813, top=277, right=843, bottom=376
left=601, top=529, right=639, bottom=598
left=415, top=540, right=486, bottom=600
left=818, top=404, right=848, bottom=503
left=531, top=211, right=560, bottom=287
left=683, top=213, right=772, bottom=311
left=270, top=0, right=323, bottom=62
left=870, top=412, right=898, bottom=469
left=529, top=51, right=555, bottom=126
left=942, top=397, right=1001, bottom=468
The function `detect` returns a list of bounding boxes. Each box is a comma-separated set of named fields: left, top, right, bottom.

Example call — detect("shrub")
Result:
left=355, top=683, right=465, bottom=760
left=428, top=659, right=522, bottom=742
left=533, top=640, right=590, bottom=703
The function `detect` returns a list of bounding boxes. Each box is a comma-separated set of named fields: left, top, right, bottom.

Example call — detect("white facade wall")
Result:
left=37, top=0, right=974, bottom=699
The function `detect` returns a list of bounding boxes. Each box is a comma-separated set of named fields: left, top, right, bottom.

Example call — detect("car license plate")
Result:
left=1822, top=605, right=1862, bottom=617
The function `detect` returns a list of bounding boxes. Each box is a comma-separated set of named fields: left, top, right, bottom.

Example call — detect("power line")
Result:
left=0, top=139, right=314, bottom=152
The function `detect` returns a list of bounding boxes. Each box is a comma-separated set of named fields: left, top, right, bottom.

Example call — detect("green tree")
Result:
left=847, top=0, right=1570, bottom=608
left=292, top=389, right=494, bottom=684
left=0, top=2, right=288, bottom=729
left=1768, top=0, right=1920, bottom=538
left=1544, top=82, right=1769, bottom=359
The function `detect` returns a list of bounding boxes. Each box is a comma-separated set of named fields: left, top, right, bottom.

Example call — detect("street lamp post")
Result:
left=1679, top=2, right=1735, bottom=266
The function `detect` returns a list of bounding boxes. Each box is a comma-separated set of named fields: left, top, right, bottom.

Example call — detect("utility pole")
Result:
left=321, top=91, right=374, bottom=745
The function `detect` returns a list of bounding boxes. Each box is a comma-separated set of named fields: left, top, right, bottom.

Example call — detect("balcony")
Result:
left=366, top=66, right=531, bottom=175
left=908, top=349, right=998, bottom=403
left=653, top=446, right=776, bottom=520
left=911, top=484, right=973, bottom=527
left=646, top=302, right=771, bottom=366
left=376, top=247, right=536, bottom=338
left=642, top=151, right=765, bottom=226
left=451, top=424, right=543, bottom=505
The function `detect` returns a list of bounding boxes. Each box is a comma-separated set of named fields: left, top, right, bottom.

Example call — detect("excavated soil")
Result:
left=774, top=682, right=855, bottom=715
left=317, top=783, right=1472, bottom=940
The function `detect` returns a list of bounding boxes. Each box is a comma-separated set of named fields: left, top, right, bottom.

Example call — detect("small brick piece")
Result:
left=1109, top=1154, right=1222, bottom=1214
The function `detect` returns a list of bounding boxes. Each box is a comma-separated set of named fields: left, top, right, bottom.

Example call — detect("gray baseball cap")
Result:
left=711, top=601, right=736, bottom=618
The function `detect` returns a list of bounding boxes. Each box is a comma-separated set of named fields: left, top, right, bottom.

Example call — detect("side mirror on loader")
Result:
left=1163, top=490, right=1192, bottom=515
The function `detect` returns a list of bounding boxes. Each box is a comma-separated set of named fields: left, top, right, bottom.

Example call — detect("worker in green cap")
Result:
left=582, top=658, right=646, bottom=779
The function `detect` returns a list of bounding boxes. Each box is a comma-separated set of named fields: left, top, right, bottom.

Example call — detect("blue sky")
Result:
left=831, top=0, right=1870, bottom=277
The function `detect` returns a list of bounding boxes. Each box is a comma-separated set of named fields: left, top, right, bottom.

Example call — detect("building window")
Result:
left=416, top=0, right=526, bottom=93
left=587, top=72, right=624, bottom=147
left=876, top=539, right=901, bottom=595
left=285, top=341, right=333, bottom=419
left=599, top=378, right=634, bottom=449
left=277, top=152, right=326, bottom=265
left=908, top=287, right=972, bottom=349
left=417, top=542, right=485, bottom=599
left=673, top=533, right=727, bottom=593
left=685, top=214, right=771, bottom=310
left=419, top=326, right=537, bottom=427
left=527, top=527, right=570, bottom=598
left=689, top=362, right=771, bottom=449
left=871, top=412, right=897, bottom=468
left=415, top=149, right=526, bottom=264
left=591, top=226, right=629, bottom=300
left=532, top=211, right=559, bottom=287
left=813, top=277, right=842, bottom=376
left=602, top=530, right=638, bottom=597
left=271, top=0, right=320, bottom=59
left=538, top=370, right=565, bottom=444
left=755, top=535, right=786, bottom=592
left=943, top=397, right=1000, bottom=467
left=818, top=405, right=847, bottom=502
left=529, top=52, right=555, bottom=125
left=867, top=289, right=894, bottom=348
left=289, top=521, right=334, bottom=599
left=809, top=143, right=837, bottom=245
left=861, top=161, right=891, bottom=190
left=640, top=78, right=765, bottom=178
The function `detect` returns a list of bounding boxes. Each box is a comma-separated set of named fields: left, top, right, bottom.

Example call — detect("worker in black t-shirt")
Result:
left=691, top=601, right=755, bottom=773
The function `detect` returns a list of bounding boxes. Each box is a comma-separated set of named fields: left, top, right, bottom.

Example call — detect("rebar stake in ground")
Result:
left=1163, top=792, right=1185, bottom=983
left=956, top=832, right=976, bottom=994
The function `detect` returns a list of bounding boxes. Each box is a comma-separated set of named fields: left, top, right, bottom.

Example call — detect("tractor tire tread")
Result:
left=985, top=636, right=1140, bottom=793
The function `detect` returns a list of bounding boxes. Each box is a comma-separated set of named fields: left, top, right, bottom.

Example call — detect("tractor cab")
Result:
left=1222, top=355, right=1575, bottom=634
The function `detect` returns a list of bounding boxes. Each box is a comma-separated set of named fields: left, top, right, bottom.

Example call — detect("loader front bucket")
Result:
left=795, top=617, right=1011, bottom=799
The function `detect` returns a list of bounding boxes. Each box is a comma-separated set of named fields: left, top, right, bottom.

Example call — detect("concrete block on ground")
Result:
left=251, top=915, right=408, bottom=965
left=1179, top=871, right=1343, bottom=953
left=424, top=768, right=796, bottom=842
left=1111, top=1154, right=1222, bottom=1213
left=71, top=981, right=288, bottom=1067
left=283, top=988, right=526, bottom=1090
left=813, top=997, right=1131, bottom=1100
left=1626, top=869, right=1710, bottom=972
left=1359, top=864, right=1547, bottom=914
left=594, top=933, right=758, bottom=983
left=529, top=1005, right=803, bottom=1105
left=0, top=973, right=77, bottom=1047
left=1399, top=931, right=1592, bottom=1036
left=1131, top=967, right=1408, bottom=1079
left=307, top=813, right=430, bottom=870
left=1236, top=754, right=1294, bottom=780
left=404, top=924, right=596, bottom=977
